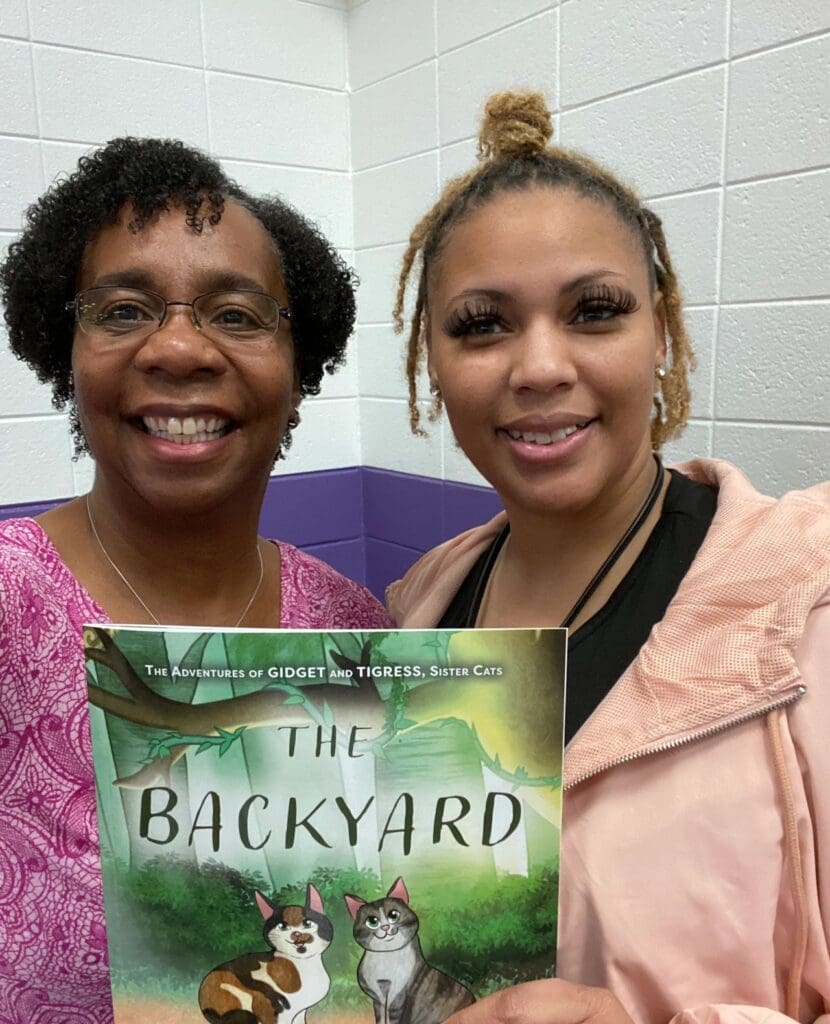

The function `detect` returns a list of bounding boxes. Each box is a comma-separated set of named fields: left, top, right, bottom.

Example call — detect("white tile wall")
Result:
left=0, top=1, right=827, bottom=503
left=437, top=0, right=551, bottom=55
left=208, top=73, right=348, bottom=167
left=202, top=0, right=347, bottom=89
left=29, top=0, right=204, bottom=65
left=0, top=416, right=75, bottom=503
left=351, top=62, right=437, bottom=170
left=35, top=47, right=210, bottom=147
left=721, top=171, right=829, bottom=302
left=353, top=242, right=408, bottom=324
left=648, top=190, right=720, bottom=305
left=276, top=397, right=362, bottom=473
left=438, top=12, right=557, bottom=146
left=356, top=324, right=410, bottom=399
left=727, top=36, right=830, bottom=181
left=221, top=161, right=353, bottom=248
left=361, top=398, right=441, bottom=477
left=730, top=0, right=828, bottom=57
left=560, top=0, right=726, bottom=107
left=713, top=423, right=830, bottom=494
left=0, top=39, right=38, bottom=137
left=348, top=0, right=434, bottom=91
left=0, top=0, right=29, bottom=38
left=352, top=152, right=437, bottom=248
left=561, top=69, right=726, bottom=196
left=0, top=139, right=44, bottom=230
left=715, top=303, right=830, bottom=423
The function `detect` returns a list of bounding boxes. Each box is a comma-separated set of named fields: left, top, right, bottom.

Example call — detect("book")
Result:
left=83, top=625, right=566, bottom=1024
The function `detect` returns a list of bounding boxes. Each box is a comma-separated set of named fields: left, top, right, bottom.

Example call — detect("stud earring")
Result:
left=655, top=364, right=667, bottom=380
left=429, top=381, right=441, bottom=397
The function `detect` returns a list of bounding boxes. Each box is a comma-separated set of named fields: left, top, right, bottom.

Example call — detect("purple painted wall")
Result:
left=0, top=466, right=501, bottom=599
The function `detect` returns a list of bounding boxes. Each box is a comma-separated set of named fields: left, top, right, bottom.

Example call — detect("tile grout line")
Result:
left=710, top=0, right=733, bottom=447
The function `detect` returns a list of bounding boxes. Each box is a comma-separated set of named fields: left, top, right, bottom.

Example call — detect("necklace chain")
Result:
left=85, top=496, right=264, bottom=628
left=469, top=455, right=665, bottom=629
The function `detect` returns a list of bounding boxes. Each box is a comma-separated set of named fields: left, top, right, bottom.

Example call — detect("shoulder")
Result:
left=0, top=517, right=62, bottom=584
left=386, top=511, right=508, bottom=628
left=673, top=458, right=830, bottom=571
left=276, top=543, right=392, bottom=629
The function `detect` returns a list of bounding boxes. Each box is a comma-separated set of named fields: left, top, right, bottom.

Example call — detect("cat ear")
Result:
left=306, top=883, right=324, bottom=915
left=344, top=893, right=366, bottom=919
left=255, top=891, right=275, bottom=920
left=386, top=876, right=409, bottom=904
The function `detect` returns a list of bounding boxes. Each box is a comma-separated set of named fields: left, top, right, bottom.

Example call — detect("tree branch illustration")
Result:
left=85, top=628, right=385, bottom=788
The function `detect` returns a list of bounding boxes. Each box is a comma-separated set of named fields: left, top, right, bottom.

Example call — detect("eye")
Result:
left=198, top=291, right=277, bottom=336
left=366, top=915, right=380, bottom=929
left=571, top=285, right=638, bottom=326
left=276, top=922, right=289, bottom=931
left=387, top=909, right=400, bottom=922
left=94, top=301, right=156, bottom=331
left=302, top=919, right=313, bottom=928
left=210, top=305, right=263, bottom=330
left=444, top=301, right=507, bottom=339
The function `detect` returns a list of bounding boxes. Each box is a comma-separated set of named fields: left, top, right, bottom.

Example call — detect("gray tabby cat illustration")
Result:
left=344, top=877, right=475, bottom=1024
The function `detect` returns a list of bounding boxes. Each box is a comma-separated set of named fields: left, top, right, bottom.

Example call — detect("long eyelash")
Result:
left=574, top=284, right=639, bottom=316
left=444, top=300, right=501, bottom=336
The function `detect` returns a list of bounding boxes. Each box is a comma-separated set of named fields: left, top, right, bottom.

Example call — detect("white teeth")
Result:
left=141, top=414, right=230, bottom=444
left=507, top=422, right=587, bottom=445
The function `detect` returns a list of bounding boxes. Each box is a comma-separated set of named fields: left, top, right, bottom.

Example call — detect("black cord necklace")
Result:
left=465, top=454, right=665, bottom=630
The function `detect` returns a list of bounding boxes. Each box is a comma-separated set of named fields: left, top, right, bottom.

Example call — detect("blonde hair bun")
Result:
left=477, top=90, right=554, bottom=160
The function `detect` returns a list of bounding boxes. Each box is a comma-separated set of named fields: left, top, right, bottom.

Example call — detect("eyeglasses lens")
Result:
left=76, top=287, right=280, bottom=341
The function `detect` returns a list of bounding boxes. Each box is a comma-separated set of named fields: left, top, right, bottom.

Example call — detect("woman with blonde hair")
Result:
left=388, top=92, right=830, bottom=1024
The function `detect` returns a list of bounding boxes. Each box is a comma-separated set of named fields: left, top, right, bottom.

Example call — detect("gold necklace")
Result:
left=85, top=495, right=264, bottom=627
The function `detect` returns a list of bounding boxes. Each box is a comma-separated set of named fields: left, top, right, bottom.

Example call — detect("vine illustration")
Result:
left=85, top=627, right=559, bottom=794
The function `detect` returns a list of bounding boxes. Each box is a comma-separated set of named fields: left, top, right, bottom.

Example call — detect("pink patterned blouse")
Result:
left=0, top=517, right=391, bottom=1023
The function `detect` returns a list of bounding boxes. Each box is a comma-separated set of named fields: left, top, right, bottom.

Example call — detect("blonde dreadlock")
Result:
left=393, top=90, right=695, bottom=449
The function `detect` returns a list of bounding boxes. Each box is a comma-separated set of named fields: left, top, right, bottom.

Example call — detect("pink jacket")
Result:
left=387, top=459, right=830, bottom=1024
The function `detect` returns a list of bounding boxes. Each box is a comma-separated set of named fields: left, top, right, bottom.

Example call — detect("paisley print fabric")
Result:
left=0, top=518, right=391, bottom=1022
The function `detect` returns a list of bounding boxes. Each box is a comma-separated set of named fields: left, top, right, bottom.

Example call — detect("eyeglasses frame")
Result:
left=65, top=286, right=293, bottom=341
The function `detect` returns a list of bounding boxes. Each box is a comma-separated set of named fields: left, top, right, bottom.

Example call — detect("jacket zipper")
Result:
left=565, top=685, right=807, bottom=790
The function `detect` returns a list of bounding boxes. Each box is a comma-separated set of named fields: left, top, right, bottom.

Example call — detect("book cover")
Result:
left=83, top=625, right=565, bottom=1024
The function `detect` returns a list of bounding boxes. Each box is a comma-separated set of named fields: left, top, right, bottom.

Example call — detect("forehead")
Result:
left=432, top=187, right=645, bottom=292
left=79, top=199, right=284, bottom=295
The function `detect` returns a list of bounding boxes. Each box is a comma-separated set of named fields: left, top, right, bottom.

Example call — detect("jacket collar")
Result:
left=565, top=459, right=830, bottom=787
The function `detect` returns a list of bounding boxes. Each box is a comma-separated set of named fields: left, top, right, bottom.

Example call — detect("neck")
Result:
left=504, top=450, right=659, bottom=570
left=83, top=475, right=269, bottom=625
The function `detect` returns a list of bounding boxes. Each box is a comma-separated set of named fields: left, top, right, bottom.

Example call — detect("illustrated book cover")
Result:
left=83, top=625, right=566, bottom=1024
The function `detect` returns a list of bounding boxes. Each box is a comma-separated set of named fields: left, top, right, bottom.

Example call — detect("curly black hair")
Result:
left=0, top=136, right=356, bottom=454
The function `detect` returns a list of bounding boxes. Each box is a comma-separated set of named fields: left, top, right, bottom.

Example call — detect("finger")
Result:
left=444, top=979, right=630, bottom=1024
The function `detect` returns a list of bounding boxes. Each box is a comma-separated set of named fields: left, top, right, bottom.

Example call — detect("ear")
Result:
left=255, top=891, right=275, bottom=920
left=386, top=876, right=409, bottom=904
left=306, top=883, right=324, bottom=915
left=344, top=893, right=366, bottom=920
left=652, top=290, right=667, bottom=368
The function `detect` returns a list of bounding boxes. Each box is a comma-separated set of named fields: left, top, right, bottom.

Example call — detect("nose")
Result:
left=132, top=305, right=227, bottom=379
left=508, top=319, right=577, bottom=394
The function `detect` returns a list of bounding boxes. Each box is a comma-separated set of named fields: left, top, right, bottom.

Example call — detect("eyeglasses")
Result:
left=67, top=287, right=292, bottom=344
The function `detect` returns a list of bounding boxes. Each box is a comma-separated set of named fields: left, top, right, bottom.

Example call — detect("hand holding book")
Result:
left=445, top=979, right=634, bottom=1024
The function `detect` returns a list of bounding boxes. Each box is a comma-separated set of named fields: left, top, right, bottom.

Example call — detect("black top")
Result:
left=438, top=470, right=718, bottom=743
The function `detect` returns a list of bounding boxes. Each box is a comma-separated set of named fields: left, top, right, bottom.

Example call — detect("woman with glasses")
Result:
left=0, top=137, right=390, bottom=1018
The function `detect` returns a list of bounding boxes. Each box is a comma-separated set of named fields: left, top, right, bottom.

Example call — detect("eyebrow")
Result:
left=446, top=270, right=626, bottom=306
left=90, top=268, right=270, bottom=294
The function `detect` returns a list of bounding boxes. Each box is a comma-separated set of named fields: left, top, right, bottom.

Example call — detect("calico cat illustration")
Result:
left=199, top=883, right=332, bottom=1024
left=344, top=877, right=475, bottom=1024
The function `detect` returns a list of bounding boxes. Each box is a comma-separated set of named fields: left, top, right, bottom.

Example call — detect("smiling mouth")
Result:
left=138, top=415, right=234, bottom=445
left=502, top=420, right=592, bottom=445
